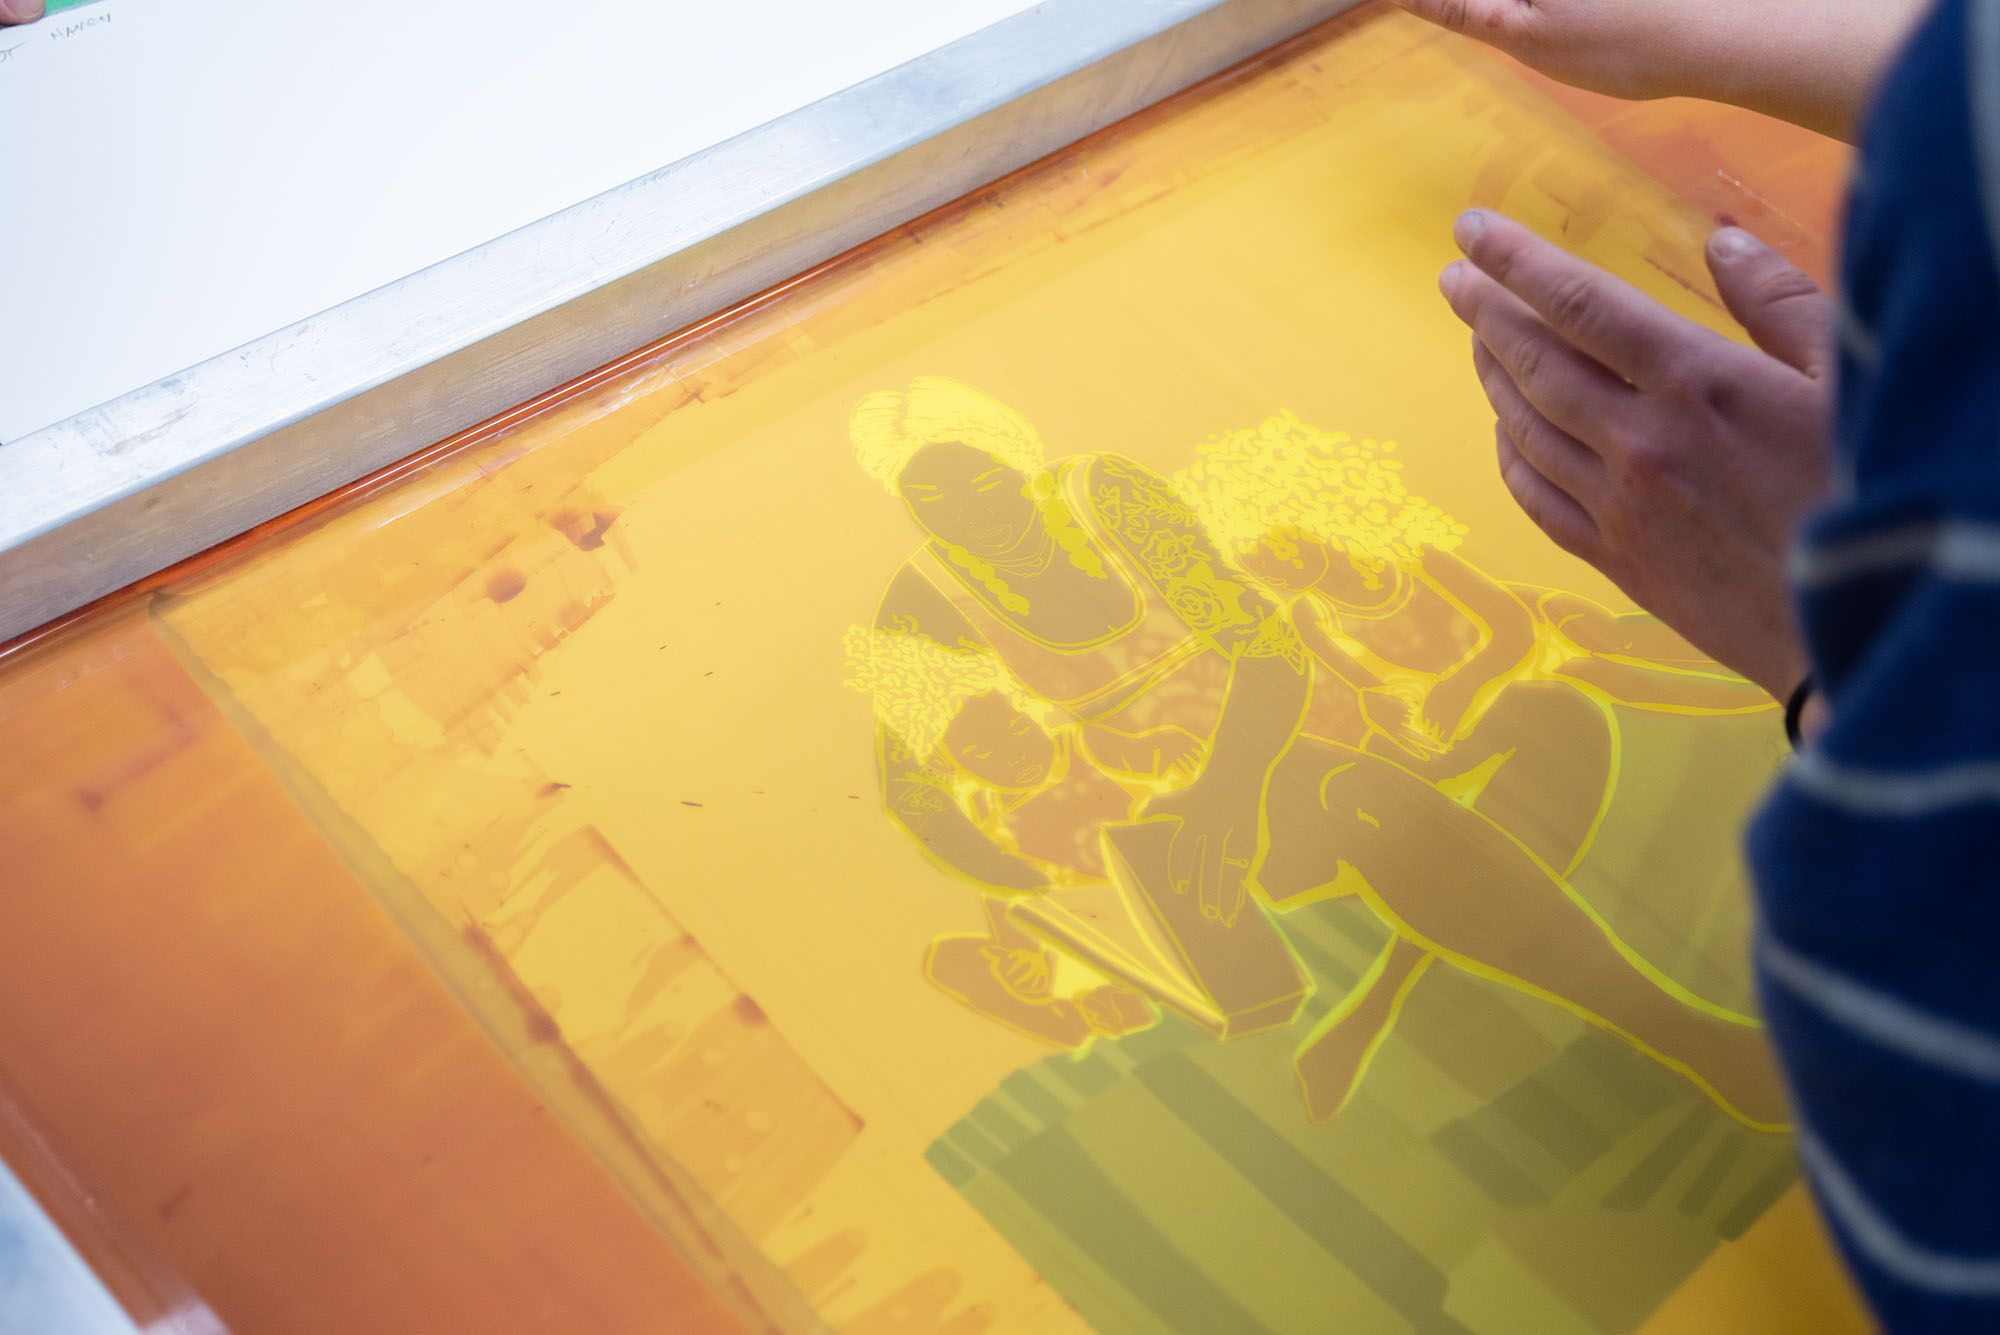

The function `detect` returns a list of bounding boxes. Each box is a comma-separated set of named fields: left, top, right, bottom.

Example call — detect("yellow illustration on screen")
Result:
left=845, top=377, right=1792, bottom=1130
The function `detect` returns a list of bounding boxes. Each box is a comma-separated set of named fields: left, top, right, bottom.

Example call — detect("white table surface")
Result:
left=0, top=0, right=1038, bottom=441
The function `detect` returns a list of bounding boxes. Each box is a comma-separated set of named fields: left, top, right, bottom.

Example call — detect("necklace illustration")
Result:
left=945, top=543, right=1033, bottom=614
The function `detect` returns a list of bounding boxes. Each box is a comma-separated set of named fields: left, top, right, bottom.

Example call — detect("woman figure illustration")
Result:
left=849, top=377, right=1325, bottom=1049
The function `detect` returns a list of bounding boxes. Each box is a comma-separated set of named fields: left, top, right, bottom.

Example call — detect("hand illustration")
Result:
left=1144, top=783, right=1261, bottom=926
left=1359, top=686, right=1449, bottom=761
left=1076, top=986, right=1154, bottom=1036
left=982, top=944, right=1055, bottom=1000
left=1083, top=722, right=1208, bottom=786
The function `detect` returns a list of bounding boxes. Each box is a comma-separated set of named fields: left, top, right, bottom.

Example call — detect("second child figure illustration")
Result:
left=1177, top=414, right=1783, bottom=1116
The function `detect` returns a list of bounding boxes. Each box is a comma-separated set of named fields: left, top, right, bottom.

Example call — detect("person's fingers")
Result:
left=1191, top=832, right=1222, bottom=920
left=0, top=0, right=45, bottom=22
left=1495, top=424, right=1605, bottom=564
left=1217, top=832, right=1250, bottom=927
left=1168, top=822, right=1197, bottom=897
left=1454, top=210, right=1699, bottom=389
left=1388, top=0, right=1518, bottom=36
left=1472, top=340, right=1607, bottom=510
left=1443, top=260, right=1632, bottom=446
left=1195, top=828, right=1248, bottom=925
left=1706, top=228, right=1833, bottom=378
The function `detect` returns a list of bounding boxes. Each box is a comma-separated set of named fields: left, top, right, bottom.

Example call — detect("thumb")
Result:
left=0, top=0, right=45, bottom=22
left=1706, top=228, right=1833, bottom=377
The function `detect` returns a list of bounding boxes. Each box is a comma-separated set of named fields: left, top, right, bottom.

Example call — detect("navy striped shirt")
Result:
left=1747, top=0, right=2000, bottom=1325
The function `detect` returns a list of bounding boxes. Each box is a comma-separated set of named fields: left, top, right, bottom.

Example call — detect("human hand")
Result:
left=1076, top=985, right=1154, bottom=1036
left=1, top=0, right=46, bottom=24
left=1145, top=786, right=1260, bottom=926
left=981, top=944, right=1055, bottom=1000
left=1439, top=211, right=1833, bottom=700
left=1389, top=0, right=1700, bottom=102
left=1412, top=676, right=1483, bottom=747
left=1392, top=0, right=1928, bottom=140
left=1358, top=687, right=1448, bottom=760
left=1083, top=721, right=1207, bottom=785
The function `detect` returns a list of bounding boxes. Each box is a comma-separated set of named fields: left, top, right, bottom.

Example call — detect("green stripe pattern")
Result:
left=931, top=709, right=1800, bottom=1334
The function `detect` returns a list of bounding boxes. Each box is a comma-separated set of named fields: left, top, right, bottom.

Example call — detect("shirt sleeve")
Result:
left=1745, top=0, right=2000, bottom=1326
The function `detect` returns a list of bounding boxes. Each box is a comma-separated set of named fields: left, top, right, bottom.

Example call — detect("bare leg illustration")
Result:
left=1268, top=741, right=1788, bottom=1128
left=1293, top=934, right=1433, bottom=1120
left=1275, top=681, right=1627, bottom=1118
left=1419, top=680, right=1618, bottom=878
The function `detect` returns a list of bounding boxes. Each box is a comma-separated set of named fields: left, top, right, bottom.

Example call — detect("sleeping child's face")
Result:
left=942, top=691, right=1058, bottom=790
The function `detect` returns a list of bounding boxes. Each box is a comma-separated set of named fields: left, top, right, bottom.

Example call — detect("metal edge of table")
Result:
left=0, top=0, right=1362, bottom=645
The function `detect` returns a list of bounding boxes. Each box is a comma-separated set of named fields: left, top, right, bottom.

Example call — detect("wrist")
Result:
left=1675, top=0, right=1927, bottom=140
left=1612, top=3, right=1722, bottom=103
left=1734, top=609, right=1813, bottom=704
